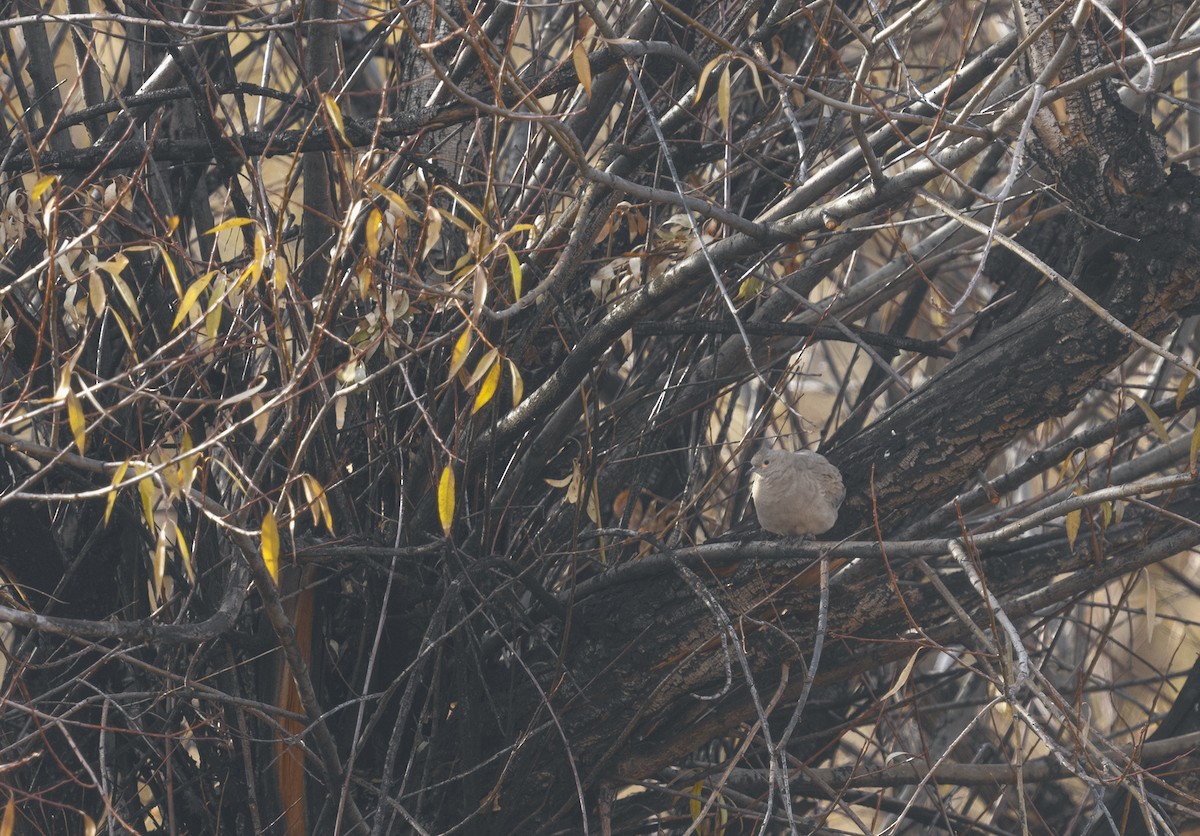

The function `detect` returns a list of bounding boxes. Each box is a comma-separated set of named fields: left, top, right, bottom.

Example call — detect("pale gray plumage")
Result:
left=750, top=448, right=845, bottom=536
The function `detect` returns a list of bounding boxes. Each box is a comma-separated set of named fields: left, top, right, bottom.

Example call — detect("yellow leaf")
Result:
left=504, top=243, right=522, bottom=299
left=507, top=358, right=524, bottom=407
left=438, top=465, right=455, bottom=536
left=165, top=215, right=180, bottom=236
left=717, top=63, right=731, bottom=130
left=694, top=55, right=723, bottom=105
left=157, top=244, right=181, bottom=298
left=323, top=93, right=348, bottom=145
left=366, top=208, right=383, bottom=259
left=31, top=174, right=57, bottom=202
left=572, top=41, right=592, bottom=98
left=736, top=276, right=763, bottom=301
left=109, top=270, right=143, bottom=324
left=66, top=390, right=86, bottom=454
left=473, top=357, right=501, bottom=414
left=204, top=217, right=254, bottom=235
left=1190, top=420, right=1200, bottom=472
left=105, top=460, right=130, bottom=525
left=1178, top=373, right=1194, bottom=411
left=177, top=429, right=198, bottom=495
left=205, top=273, right=226, bottom=343
left=250, top=227, right=267, bottom=286
left=449, top=328, right=473, bottom=382
left=1, top=795, right=14, bottom=836
left=1129, top=393, right=1169, bottom=443
left=172, top=271, right=215, bottom=331
left=261, top=510, right=279, bottom=583
left=689, top=780, right=704, bottom=821
left=177, top=521, right=194, bottom=583
left=136, top=466, right=156, bottom=531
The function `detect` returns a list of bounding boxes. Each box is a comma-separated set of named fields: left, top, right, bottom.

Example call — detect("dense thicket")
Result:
left=3, top=0, right=1200, bottom=833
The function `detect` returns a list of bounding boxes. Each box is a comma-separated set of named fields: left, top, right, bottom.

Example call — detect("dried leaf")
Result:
left=1065, top=507, right=1081, bottom=550
left=1129, top=393, right=1169, bottom=443
left=109, top=267, right=143, bottom=323
left=365, top=182, right=419, bottom=219
left=694, top=55, right=723, bottom=105
left=1143, top=568, right=1157, bottom=645
left=572, top=41, right=592, bottom=98
left=1190, top=420, right=1200, bottom=472
left=438, top=465, right=455, bottom=536
left=322, top=93, right=348, bottom=145
left=152, top=518, right=169, bottom=604
left=881, top=650, right=921, bottom=701
left=88, top=270, right=106, bottom=317
left=261, top=510, right=279, bottom=583
left=66, top=390, right=86, bottom=454
left=421, top=207, right=443, bottom=261
left=172, top=271, right=215, bottom=331
left=717, top=63, right=731, bottom=130
left=433, top=184, right=487, bottom=226
left=507, top=358, right=524, bottom=407
left=1177, top=372, right=1194, bottom=410
left=466, top=347, right=499, bottom=388
left=300, top=474, right=334, bottom=532
left=740, top=55, right=764, bottom=100
left=472, top=263, right=488, bottom=312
